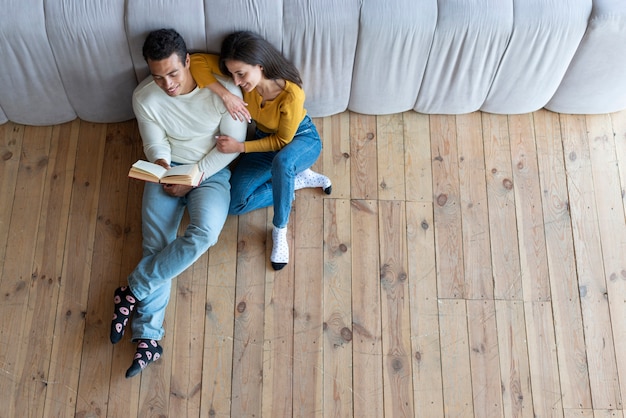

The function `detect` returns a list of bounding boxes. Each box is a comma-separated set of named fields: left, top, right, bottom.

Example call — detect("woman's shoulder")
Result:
left=281, top=80, right=305, bottom=103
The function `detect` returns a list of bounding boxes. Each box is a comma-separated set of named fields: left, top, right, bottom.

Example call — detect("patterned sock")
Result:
left=125, top=339, right=163, bottom=378
left=110, top=286, right=136, bottom=344
left=294, top=168, right=332, bottom=195
left=270, top=226, right=289, bottom=271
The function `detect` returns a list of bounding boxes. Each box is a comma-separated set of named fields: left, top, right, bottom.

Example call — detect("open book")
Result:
left=128, top=160, right=204, bottom=186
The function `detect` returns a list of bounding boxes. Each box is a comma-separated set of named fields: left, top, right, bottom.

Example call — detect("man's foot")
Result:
left=110, top=286, right=136, bottom=344
left=125, top=339, right=163, bottom=378
left=270, top=226, right=289, bottom=271
left=294, top=168, right=332, bottom=195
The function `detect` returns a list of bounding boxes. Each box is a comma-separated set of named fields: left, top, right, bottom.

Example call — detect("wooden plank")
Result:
left=17, top=121, right=78, bottom=418
left=2, top=125, right=52, bottom=418
left=293, top=194, right=325, bottom=417
left=481, top=113, right=522, bottom=300
left=494, top=300, right=533, bottom=418
left=231, top=208, right=268, bottom=417
left=561, top=114, right=621, bottom=410
left=318, top=113, right=350, bottom=199
left=457, top=112, right=493, bottom=299
left=138, top=294, right=173, bottom=418
left=43, top=121, right=107, bottom=417
left=406, top=201, right=443, bottom=416
left=613, top=111, right=626, bottom=215
left=508, top=114, right=551, bottom=302
left=467, top=300, right=503, bottom=416
left=585, top=113, right=626, bottom=410
left=534, top=109, right=591, bottom=408
left=403, top=111, right=432, bottom=203
left=107, top=121, right=143, bottom=418
left=350, top=113, right=378, bottom=200
left=323, top=198, right=353, bottom=418
left=524, top=301, right=562, bottom=416
left=350, top=200, right=383, bottom=417
left=563, top=409, right=594, bottom=418
left=439, top=299, right=473, bottom=416
left=262, top=208, right=295, bottom=418
left=0, top=122, right=23, bottom=267
left=201, top=214, right=238, bottom=417
left=377, top=113, right=406, bottom=201
left=430, top=115, right=464, bottom=298
left=379, top=200, right=414, bottom=417
left=74, top=122, right=136, bottom=416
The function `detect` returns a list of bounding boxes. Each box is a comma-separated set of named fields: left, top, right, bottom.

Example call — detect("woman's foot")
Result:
left=110, top=286, right=136, bottom=344
left=270, top=226, right=289, bottom=271
left=125, top=339, right=163, bottom=378
left=294, top=168, right=332, bottom=195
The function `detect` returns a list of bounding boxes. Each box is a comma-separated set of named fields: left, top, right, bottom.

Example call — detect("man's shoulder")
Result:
left=133, top=76, right=159, bottom=103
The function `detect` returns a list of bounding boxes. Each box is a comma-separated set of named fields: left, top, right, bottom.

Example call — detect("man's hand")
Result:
left=153, top=159, right=193, bottom=196
left=162, top=183, right=193, bottom=197
left=216, top=135, right=245, bottom=153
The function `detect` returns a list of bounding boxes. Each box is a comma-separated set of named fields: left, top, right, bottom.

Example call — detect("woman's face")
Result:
left=225, top=60, right=264, bottom=92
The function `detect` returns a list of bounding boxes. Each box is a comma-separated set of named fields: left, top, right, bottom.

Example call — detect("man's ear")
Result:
left=184, top=53, right=191, bottom=67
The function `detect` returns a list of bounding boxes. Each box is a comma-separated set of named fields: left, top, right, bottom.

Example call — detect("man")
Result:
left=109, top=28, right=247, bottom=378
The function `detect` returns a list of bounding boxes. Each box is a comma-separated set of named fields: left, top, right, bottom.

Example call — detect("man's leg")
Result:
left=110, top=182, right=184, bottom=344
left=130, top=168, right=231, bottom=341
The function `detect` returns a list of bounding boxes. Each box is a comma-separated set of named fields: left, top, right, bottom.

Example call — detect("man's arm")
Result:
left=196, top=110, right=247, bottom=177
left=195, top=79, right=248, bottom=177
left=132, top=88, right=172, bottom=164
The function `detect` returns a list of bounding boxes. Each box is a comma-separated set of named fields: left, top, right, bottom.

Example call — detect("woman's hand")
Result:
left=222, top=92, right=251, bottom=123
left=216, top=135, right=245, bottom=153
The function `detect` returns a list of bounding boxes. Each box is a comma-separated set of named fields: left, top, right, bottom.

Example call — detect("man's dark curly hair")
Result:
left=142, top=28, right=188, bottom=64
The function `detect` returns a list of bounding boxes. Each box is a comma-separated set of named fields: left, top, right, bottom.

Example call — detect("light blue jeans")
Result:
left=229, top=115, right=322, bottom=228
left=128, top=167, right=231, bottom=341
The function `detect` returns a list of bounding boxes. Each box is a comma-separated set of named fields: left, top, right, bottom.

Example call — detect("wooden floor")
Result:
left=0, top=108, right=625, bottom=417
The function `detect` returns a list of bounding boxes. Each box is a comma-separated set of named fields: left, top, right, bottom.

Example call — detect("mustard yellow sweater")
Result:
left=190, top=53, right=307, bottom=153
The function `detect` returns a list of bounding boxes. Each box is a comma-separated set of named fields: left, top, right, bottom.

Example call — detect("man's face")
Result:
left=148, top=53, right=194, bottom=97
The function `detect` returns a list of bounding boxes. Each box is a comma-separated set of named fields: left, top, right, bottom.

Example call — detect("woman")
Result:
left=190, top=31, right=331, bottom=271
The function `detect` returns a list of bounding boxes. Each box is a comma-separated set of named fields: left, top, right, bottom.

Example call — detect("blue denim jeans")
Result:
left=128, top=167, right=231, bottom=341
left=229, top=115, right=322, bottom=228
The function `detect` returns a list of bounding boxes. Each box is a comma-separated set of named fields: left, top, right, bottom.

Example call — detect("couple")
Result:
left=110, top=28, right=331, bottom=378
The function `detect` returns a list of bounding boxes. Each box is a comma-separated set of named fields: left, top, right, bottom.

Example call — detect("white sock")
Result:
left=294, top=168, right=332, bottom=192
left=270, top=226, right=289, bottom=268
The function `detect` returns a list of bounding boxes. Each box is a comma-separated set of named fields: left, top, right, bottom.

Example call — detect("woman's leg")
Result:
left=271, top=116, right=323, bottom=228
left=228, top=151, right=276, bottom=215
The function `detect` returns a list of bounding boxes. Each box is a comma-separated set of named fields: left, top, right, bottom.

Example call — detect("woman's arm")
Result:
left=190, top=54, right=251, bottom=122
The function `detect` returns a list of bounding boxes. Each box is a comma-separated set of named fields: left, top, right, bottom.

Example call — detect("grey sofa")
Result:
left=1, top=0, right=625, bottom=126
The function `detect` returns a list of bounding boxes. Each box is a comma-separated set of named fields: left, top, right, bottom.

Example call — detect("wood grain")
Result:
left=1, top=108, right=625, bottom=417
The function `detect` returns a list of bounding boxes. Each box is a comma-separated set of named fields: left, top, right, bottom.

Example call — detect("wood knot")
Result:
left=569, top=151, right=577, bottom=161
left=421, top=220, right=429, bottom=230
left=237, top=301, right=246, bottom=313
left=436, top=194, right=448, bottom=206
left=2, top=151, right=12, bottom=161
left=366, top=132, right=374, bottom=140
left=339, top=244, right=348, bottom=253
left=392, top=358, right=403, bottom=372
left=206, top=303, right=212, bottom=313
left=342, top=152, right=350, bottom=159
left=340, top=327, right=353, bottom=342
left=502, top=178, right=513, bottom=190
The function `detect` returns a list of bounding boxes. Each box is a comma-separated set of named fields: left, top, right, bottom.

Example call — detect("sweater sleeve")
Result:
left=190, top=54, right=223, bottom=88
left=132, top=90, right=172, bottom=164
